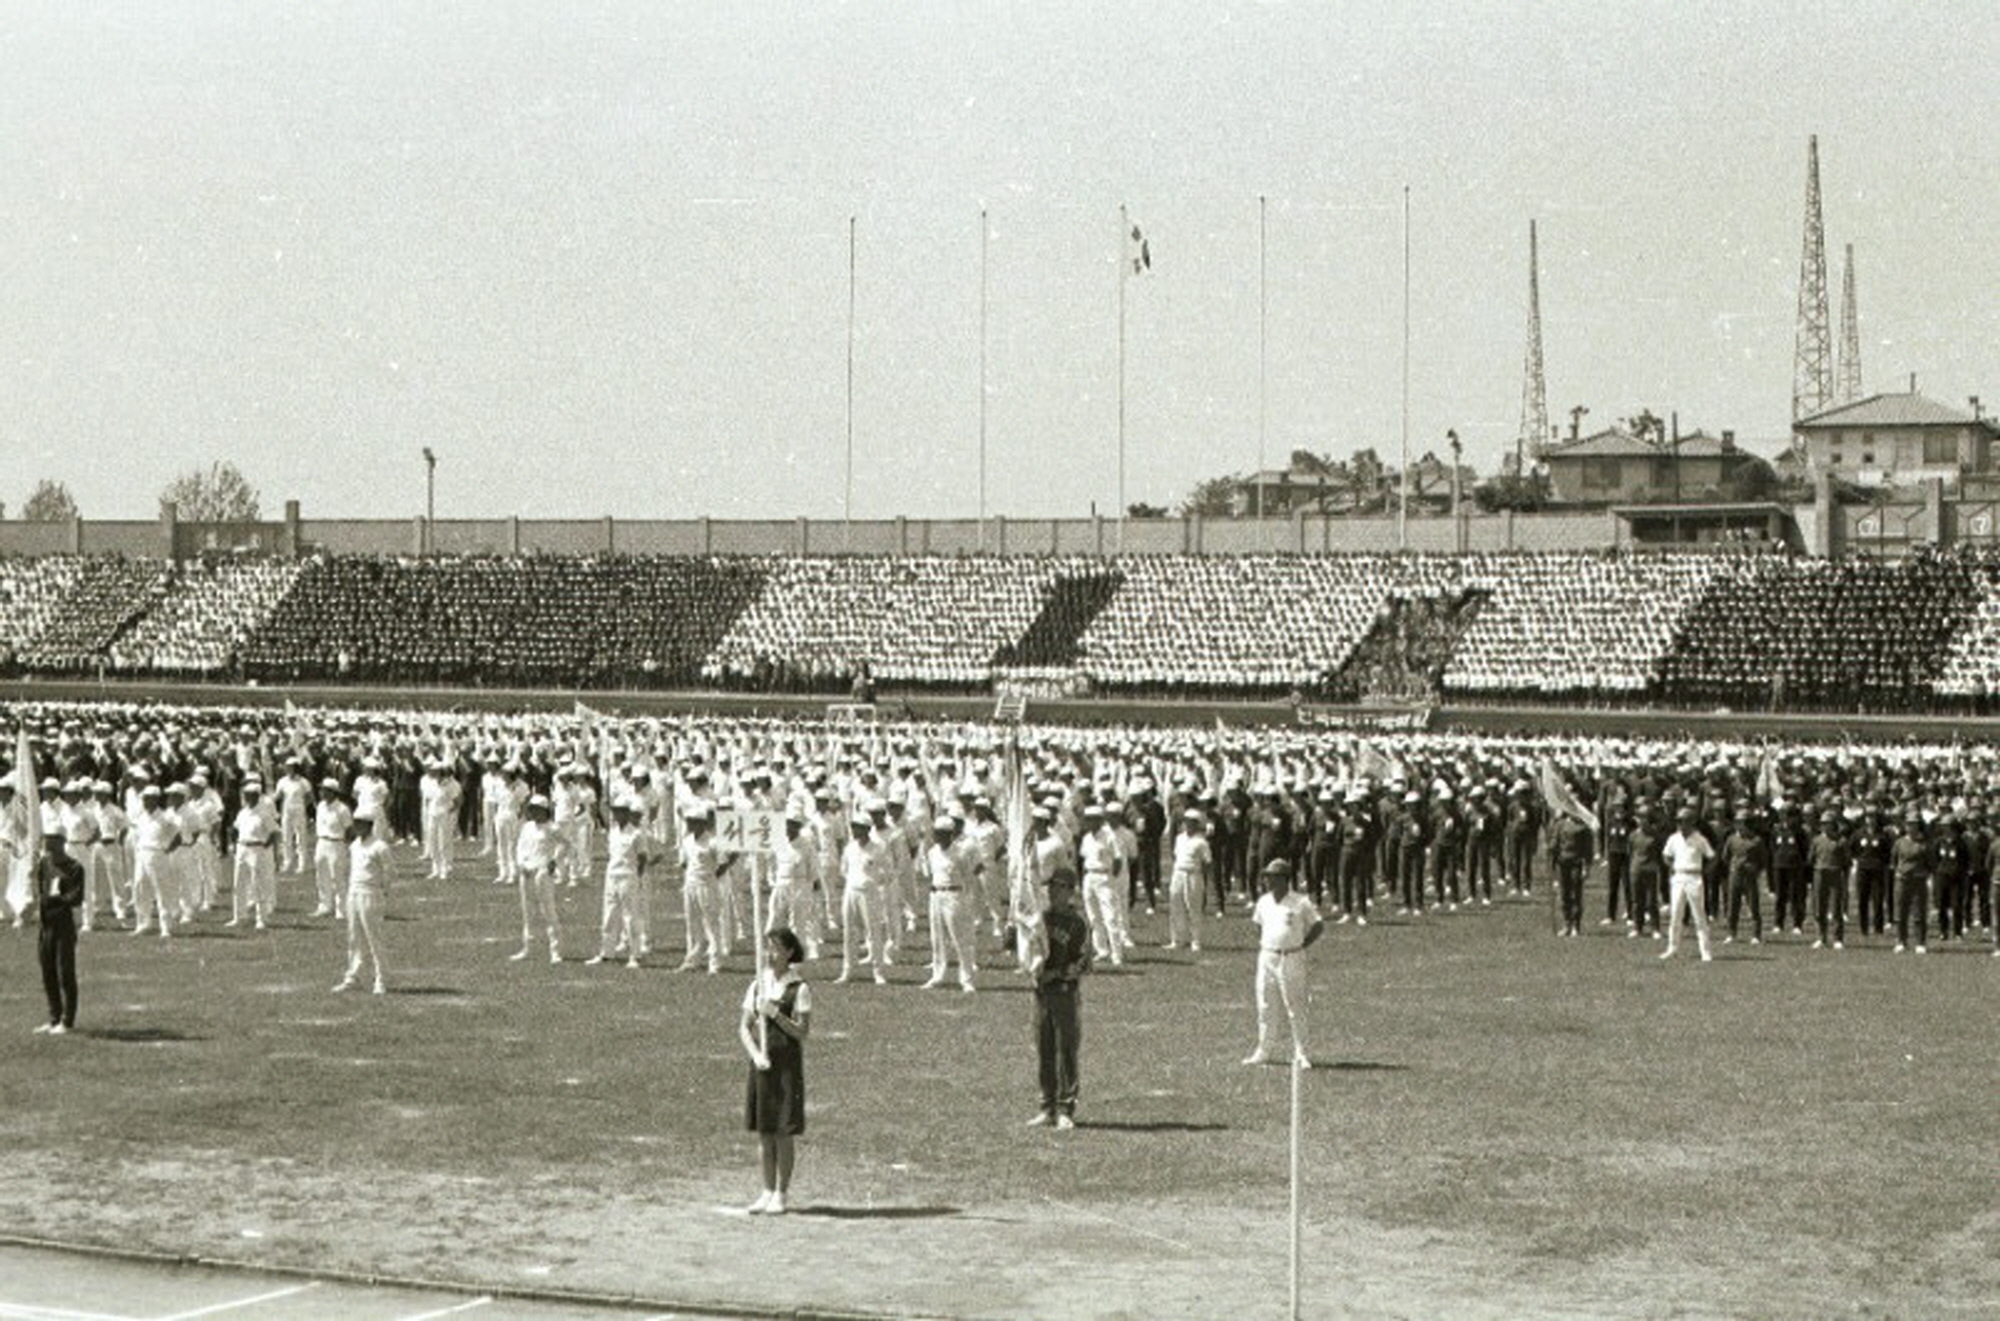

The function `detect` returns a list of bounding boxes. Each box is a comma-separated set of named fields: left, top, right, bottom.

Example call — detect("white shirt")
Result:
left=1252, top=890, right=1321, bottom=953
left=349, top=837, right=392, bottom=895
left=1172, top=832, right=1213, bottom=875
left=1663, top=830, right=1714, bottom=878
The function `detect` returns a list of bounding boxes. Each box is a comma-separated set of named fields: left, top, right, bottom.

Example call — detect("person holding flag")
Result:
left=1539, top=761, right=1598, bottom=938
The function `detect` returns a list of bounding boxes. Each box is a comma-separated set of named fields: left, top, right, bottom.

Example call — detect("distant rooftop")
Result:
left=1798, top=391, right=1990, bottom=430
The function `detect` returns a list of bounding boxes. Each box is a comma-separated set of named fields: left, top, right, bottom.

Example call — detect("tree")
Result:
left=1178, top=474, right=1244, bottom=518
left=1125, top=501, right=1169, bottom=519
left=160, top=462, right=262, bottom=522
left=1474, top=469, right=1552, bottom=513
left=21, top=480, right=76, bottom=521
left=1623, top=409, right=1666, bottom=446
left=1347, top=448, right=1385, bottom=513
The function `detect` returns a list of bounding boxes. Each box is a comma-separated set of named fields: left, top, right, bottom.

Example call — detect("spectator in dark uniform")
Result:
left=1891, top=813, right=1931, bottom=954
left=1808, top=810, right=1850, bottom=950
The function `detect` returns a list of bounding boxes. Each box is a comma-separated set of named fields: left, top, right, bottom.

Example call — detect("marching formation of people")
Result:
left=7, top=698, right=1998, bottom=1040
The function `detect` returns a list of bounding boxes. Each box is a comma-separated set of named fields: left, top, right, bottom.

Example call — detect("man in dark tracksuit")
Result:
left=34, top=830, right=86, bottom=1035
left=1808, top=811, right=1850, bottom=949
left=1601, top=802, right=1633, bottom=928
left=1769, top=806, right=1808, bottom=937
left=1851, top=813, right=1889, bottom=937
left=1550, top=811, right=1593, bottom=938
left=1505, top=786, right=1539, bottom=896
left=1891, top=814, right=1930, bottom=953
left=1722, top=808, right=1766, bottom=945
left=1027, top=869, right=1094, bottom=1129
left=1629, top=805, right=1664, bottom=940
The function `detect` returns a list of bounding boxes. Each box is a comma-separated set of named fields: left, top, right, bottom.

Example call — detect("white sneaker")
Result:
left=1242, top=1051, right=1269, bottom=1066
left=626, top=958, right=642, bottom=970
left=48, top=1024, right=68, bottom=1036
left=1025, top=1112, right=1052, bottom=1127
left=765, top=1192, right=787, bottom=1214
left=746, top=1191, right=773, bottom=1214
left=332, top=979, right=356, bottom=993
left=1053, top=1115, right=1074, bottom=1132
left=549, top=949, right=562, bottom=964
left=509, top=947, right=530, bottom=962
left=372, top=982, right=386, bottom=995
left=1294, top=1054, right=1313, bottom=1071
left=585, top=954, right=607, bottom=966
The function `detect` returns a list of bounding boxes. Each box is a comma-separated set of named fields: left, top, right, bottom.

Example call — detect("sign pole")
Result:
left=752, top=841, right=768, bottom=1057
left=1289, top=1053, right=1303, bottom=1320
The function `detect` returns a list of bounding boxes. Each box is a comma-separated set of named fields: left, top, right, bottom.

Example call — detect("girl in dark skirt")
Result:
left=740, top=926, right=810, bottom=1214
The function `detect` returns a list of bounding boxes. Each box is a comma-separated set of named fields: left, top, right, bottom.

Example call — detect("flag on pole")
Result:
left=1125, top=221, right=1151, bottom=276
left=1754, top=749, right=1780, bottom=804
left=1353, top=738, right=1396, bottom=783
left=1538, top=759, right=1599, bottom=834
left=1002, top=735, right=1034, bottom=928
left=7, top=727, right=42, bottom=919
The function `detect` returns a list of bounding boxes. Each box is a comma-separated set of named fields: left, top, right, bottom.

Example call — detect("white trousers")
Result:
left=841, top=885, right=884, bottom=972
left=927, top=890, right=977, bottom=986
left=1664, top=872, right=1712, bottom=958
left=1082, top=871, right=1127, bottom=961
left=314, top=840, right=349, bottom=915
left=233, top=847, right=276, bottom=921
left=518, top=865, right=561, bottom=954
left=1254, top=948, right=1310, bottom=1059
left=1168, top=869, right=1203, bottom=946
left=345, top=889, right=386, bottom=985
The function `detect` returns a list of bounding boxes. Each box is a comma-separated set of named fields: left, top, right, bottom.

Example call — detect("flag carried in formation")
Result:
left=6, top=727, right=42, bottom=918
left=1002, top=735, right=1034, bottom=929
left=1537, top=759, right=1600, bottom=834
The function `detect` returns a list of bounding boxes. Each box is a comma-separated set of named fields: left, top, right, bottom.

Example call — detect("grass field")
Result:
left=4, top=838, right=1996, bottom=1320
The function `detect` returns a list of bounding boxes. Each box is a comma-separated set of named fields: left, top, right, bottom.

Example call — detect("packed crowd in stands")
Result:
left=15, top=558, right=168, bottom=673
left=107, top=560, right=305, bottom=676
left=3, top=698, right=1994, bottom=965
left=1441, top=551, right=1729, bottom=697
left=1656, top=547, right=1995, bottom=710
left=239, top=554, right=767, bottom=688
left=706, top=555, right=1065, bottom=690
left=5, top=547, right=2000, bottom=711
left=0, top=557, right=87, bottom=666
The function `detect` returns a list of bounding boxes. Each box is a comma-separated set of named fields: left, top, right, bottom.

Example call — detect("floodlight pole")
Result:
left=422, top=447, right=437, bottom=556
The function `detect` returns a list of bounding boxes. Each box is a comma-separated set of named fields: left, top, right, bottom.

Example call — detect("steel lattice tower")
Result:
left=1792, top=135, right=1834, bottom=422
left=1838, top=242, right=1863, bottom=402
left=1517, top=219, right=1549, bottom=467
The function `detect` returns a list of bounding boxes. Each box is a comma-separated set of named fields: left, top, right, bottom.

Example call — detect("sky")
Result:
left=1, top=0, right=1995, bottom=521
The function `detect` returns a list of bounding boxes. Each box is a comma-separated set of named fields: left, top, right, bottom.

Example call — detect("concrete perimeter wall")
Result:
left=0, top=503, right=1944, bottom=560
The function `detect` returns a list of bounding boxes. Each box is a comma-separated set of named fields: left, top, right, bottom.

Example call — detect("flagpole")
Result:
left=979, top=206, right=990, bottom=552
left=1258, top=192, right=1268, bottom=551
left=845, top=214, right=857, bottom=553
left=1117, top=202, right=1128, bottom=554
left=1399, top=184, right=1410, bottom=552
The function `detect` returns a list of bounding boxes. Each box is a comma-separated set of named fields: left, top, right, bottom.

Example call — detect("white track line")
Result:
left=153, top=1283, right=319, bottom=1320
left=0, top=1305, right=137, bottom=1321
left=394, top=1298, right=492, bottom=1321
left=1041, top=1196, right=1194, bottom=1253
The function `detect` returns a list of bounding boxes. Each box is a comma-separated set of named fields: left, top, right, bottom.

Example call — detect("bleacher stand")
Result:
left=705, top=555, right=1067, bottom=691
left=1073, top=553, right=1461, bottom=696
left=1658, top=547, right=1989, bottom=710
left=1442, top=551, right=1730, bottom=698
left=0, top=556, right=88, bottom=670
left=238, top=554, right=766, bottom=687
left=16, top=557, right=169, bottom=672
left=108, top=558, right=305, bottom=675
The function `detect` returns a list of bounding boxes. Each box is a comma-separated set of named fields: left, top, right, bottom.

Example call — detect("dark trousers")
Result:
left=1432, top=845, right=1461, bottom=906
left=1399, top=847, right=1424, bottom=910
left=1604, top=852, right=1631, bottom=921
left=1773, top=864, right=1808, bottom=930
left=1855, top=869, right=1888, bottom=934
left=1895, top=876, right=1929, bottom=948
left=1727, top=869, right=1762, bottom=940
left=1936, top=874, right=1963, bottom=938
left=1306, top=847, right=1335, bottom=907
left=1132, top=839, right=1161, bottom=909
left=1339, top=849, right=1370, bottom=916
left=1506, top=835, right=1535, bottom=891
left=1034, top=985, right=1081, bottom=1117
left=1703, top=861, right=1723, bottom=919
left=1813, top=868, right=1846, bottom=944
left=39, top=924, right=78, bottom=1028
left=1557, top=858, right=1585, bottom=931
left=1633, top=867, right=1662, bottom=933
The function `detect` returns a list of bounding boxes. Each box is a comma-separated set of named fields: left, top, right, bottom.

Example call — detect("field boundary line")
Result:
left=0, top=1234, right=931, bottom=1321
